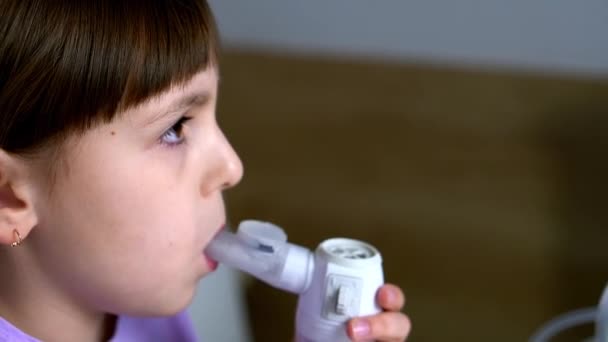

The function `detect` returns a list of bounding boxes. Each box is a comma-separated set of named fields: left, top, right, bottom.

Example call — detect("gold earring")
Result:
left=11, top=229, right=22, bottom=247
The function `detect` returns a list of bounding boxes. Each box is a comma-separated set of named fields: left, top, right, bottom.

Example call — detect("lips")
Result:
left=205, top=255, right=219, bottom=271
left=203, top=224, right=226, bottom=271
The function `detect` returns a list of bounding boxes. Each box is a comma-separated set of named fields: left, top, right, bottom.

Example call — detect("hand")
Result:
left=346, top=283, right=411, bottom=341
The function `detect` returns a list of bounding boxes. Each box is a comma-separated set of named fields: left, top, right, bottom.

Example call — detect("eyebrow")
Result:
left=142, top=92, right=211, bottom=127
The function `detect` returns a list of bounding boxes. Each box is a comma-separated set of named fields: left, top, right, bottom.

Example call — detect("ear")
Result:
left=0, top=149, right=39, bottom=246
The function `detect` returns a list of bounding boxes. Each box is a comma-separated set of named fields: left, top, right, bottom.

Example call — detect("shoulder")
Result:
left=0, top=317, right=40, bottom=342
left=111, top=310, right=199, bottom=342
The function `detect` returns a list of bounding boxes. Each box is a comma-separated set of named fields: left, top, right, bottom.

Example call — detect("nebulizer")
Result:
left=205, top=220, right=384, bottom=342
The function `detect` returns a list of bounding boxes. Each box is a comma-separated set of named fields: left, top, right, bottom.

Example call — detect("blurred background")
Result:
left=189, top=1, right=608, bottom=341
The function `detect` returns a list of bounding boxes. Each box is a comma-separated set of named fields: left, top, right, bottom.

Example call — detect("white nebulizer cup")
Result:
left=204, top=220, right=384, bottom=342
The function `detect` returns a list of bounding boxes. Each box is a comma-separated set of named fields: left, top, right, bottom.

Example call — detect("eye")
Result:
left=160, top=116, right=191, bottom=147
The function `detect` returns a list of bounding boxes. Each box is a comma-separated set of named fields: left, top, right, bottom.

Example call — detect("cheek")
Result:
left=39, top=151, right=203, bottom=313
left=56, top=127, right=207, bottom=256
left=75, top=159, right=197, bottom=254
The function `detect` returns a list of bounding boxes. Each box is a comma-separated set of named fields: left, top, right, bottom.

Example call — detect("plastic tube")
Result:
left=529, top=282, right=608, bottom=342
left=596, top=282, right=608, bottom=342
left=529, top=307, right=597, bottom=342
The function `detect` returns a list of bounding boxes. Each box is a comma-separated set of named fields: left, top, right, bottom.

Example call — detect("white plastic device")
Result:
left=205, top=220, right=384, bottom=342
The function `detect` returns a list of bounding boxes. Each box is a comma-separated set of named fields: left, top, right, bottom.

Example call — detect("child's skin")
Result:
left=0, top=31, right=410, bottom=342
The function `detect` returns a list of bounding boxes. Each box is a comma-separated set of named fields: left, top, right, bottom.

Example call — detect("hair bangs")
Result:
left=0, top=0, right=219, bottom=153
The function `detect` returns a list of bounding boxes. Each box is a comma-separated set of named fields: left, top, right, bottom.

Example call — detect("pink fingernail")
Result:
left=352, top=319, right=371, bottom=339
left=386, top=287, right=398, bottom=302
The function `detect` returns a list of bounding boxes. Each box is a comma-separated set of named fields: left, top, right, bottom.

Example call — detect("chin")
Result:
left=131, top=285, right=197, bottom=317
left=161, top=290, right=197, bottom=316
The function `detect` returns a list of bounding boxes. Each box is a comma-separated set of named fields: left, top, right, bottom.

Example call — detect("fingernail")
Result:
left=352, top=318, right=371, bottom=339
left=385, top=287, right=397, bottom=302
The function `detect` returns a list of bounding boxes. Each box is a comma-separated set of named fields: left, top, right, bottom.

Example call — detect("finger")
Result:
left=377, top=284, right=405, bottom=312
left=347, top=312, right=411, bottom=342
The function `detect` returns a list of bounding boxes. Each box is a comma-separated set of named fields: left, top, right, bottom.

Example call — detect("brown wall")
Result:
left=217, top=50, right=608, bottom=341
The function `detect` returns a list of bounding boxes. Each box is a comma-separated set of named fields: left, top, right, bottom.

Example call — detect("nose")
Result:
left=201, top=127, right=243, bottom=196
left=220, top=138, right=243, bottom=191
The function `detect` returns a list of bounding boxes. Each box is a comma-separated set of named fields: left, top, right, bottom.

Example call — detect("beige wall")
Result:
left=209, top=0, right=608, bottom=76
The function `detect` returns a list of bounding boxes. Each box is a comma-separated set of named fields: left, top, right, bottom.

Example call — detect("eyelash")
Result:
left=160, top=116, right=192, bottom=147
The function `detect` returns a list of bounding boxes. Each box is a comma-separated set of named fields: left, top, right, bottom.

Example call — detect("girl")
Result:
left=0, top=1, right=411, bottom=341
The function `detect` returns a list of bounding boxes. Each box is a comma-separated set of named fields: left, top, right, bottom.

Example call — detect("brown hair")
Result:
left=0, top=0, right=219, bottom=154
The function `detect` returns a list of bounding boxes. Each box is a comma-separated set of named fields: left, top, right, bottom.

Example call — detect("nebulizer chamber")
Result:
left=205, top=220, right=384, bottom=342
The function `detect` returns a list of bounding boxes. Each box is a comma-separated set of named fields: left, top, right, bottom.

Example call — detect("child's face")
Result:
left=29, top=67, right=243, bottom=315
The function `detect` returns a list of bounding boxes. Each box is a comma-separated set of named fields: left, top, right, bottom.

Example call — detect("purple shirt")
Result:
left=0, top=311, right=199, bottom=342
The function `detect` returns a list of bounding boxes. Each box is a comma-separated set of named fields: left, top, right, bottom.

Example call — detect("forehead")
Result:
left=127, top=67, right=219, bottom=123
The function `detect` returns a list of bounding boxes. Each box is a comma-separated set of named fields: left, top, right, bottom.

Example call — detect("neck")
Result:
left=0, top=248, right=117, bottom=342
